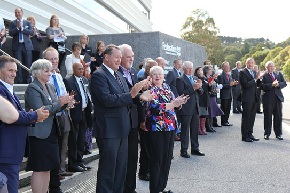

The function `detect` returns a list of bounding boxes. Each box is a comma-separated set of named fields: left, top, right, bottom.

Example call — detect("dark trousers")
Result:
left=96, top=137, right=128, bottom=193
left=68, top=111, right=87, bottom=167
left=221, top=98, right=232, bottom=124
left=147, top=131, right=174, bottom=193
left=0, top=163, right=19, bottom=193
left=13, top=44, right=32, bottom=84
left=256, top=88, right=262, bottom=112
left=124, top=127, right=139, bottom=193
left=138, top=129, right=150, bottom=176
left=179, top=112, right=199, bottom=153
left=241, top=102, right=257, bottom=138
left=263, top=97, right=282, bottom=136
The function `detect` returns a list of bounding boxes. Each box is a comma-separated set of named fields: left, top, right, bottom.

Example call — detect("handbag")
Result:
left=57, top=42, right=66, bottom=53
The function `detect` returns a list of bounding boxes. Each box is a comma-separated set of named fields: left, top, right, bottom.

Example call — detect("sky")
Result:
left=151, top=0, right=289, bottom=43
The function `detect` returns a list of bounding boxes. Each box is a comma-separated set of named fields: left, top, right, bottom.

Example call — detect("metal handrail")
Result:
left=0, top=49, right=30, bottom=72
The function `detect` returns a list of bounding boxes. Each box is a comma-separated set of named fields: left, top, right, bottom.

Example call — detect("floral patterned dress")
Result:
left=145, top=83, right=177, bottom=132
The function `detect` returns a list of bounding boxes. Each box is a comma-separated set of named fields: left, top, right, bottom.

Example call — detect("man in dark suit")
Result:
left=239, top=58, right=262, bottom=142
left=231, top=61, right=242, bottom=113
left=166, top=58, right=182, bottom=98
left=90, top=44, right=151, bottom=193
left=217, top=62, right=238, bottom=126
left=9, top=7, right=34, bottom=84
left=260, top=61, right=287, bottom=140
left=176, top=61, right=205, bottom=158
left=118, top=44, right=139, bottom=193
left=0, top=55, right=49, bottom=193
left=64, top=62, right=93, bottom=172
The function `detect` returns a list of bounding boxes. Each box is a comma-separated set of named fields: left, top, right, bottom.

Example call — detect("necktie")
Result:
left=114, top=72, right=125, bottom=92
left=250, top=70, right=254, bottom=78
left=189, top=76, right=194, bottom=85
left=18, top=21, right=23, bottom=42
left=270, top=73, right=275, bottom=81
left=52, top=74, right=60, bottom=97
left=178, top=71, right=181, bottom=76
left=225, top=73, right=230, bottom=81
left=80, top=78, right=88, bottom=103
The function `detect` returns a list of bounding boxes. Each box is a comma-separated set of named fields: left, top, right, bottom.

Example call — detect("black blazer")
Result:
left=239, top=68, right=261, bottom=103
left=118, top=67, right=139, bottom=128
left=231, top=68, right=241, bottom=92
left=217, top=72, right=232, bottom=100
left=166, top=68, right=180, bottom=97
left=90, top=64, right=133, bottom=138
left=260, top=72, right=287, bottom=103
left=64, top=75, right=92, bottom=127
left=176, top=74, right=202, bottom=116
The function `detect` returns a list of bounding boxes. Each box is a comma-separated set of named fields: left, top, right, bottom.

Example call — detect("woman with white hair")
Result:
left=25, top=59, right=73, bottom=193
left=145, top=66, right=188, bottom=193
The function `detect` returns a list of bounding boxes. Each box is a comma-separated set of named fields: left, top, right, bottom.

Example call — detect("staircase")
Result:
left=13, top=84, right=99, bottom=191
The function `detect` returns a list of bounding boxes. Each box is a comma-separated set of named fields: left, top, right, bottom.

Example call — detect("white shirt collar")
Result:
left=0, top=79, right=13, bottom=95
left=103, top=63, right=115, bottom=76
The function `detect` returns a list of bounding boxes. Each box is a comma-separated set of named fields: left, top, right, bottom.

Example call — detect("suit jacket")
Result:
left=239, top=68, right=261, bottom=103
left=231, top=68, right=241, bottom=92
left=176, top=74, right=202, bottom=116
left=63, top=75, right=92, bottom=127
left=260, top=72, right=287, bottom=103
left=9, top=19, right=34, bottom=51
left=217, top=72, right=232, bottom=100
left=0, top=81, right=37, bottom=164
left=166, top=68, right=180, bottom=97
left=90, top=64, right=133, bottom=138
left=118, top=67, right=139, bottom=129
left=25, top=78, right=62, bottom=139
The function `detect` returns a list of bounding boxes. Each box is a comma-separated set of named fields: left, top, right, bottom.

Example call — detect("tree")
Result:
left=181, top=9, right=223, bottom=65
left=282, top=60, right=290, bottom=81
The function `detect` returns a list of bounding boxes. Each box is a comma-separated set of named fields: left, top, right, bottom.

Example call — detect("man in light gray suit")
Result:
left=9, top=7, right=34, bottom=84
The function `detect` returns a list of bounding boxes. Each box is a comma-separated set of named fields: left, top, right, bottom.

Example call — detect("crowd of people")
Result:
left=0, top=7, right=288, bottom=193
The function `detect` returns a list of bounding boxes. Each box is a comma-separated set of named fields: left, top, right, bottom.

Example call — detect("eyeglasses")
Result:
left=151, top=74, right=164, bottom=76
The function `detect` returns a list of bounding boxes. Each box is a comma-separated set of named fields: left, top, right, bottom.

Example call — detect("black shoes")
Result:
left=212, top=123, right=222, bottom=127
left=233, top=110, right=240, bottom=114
left=276, top=135, right=283, bottom=140
left=78, top=163, right=92, bottom=170
left=163, top=190, right=174, bottom=193
left=206, top=127, right=216, bottom=132
left=68, top=165, right=85, bottom=172
left=191, top=150, right=205, bottom=156
left=242, top=137, right=253, bottom=142
left=264, top=135, right=269, bottom=140
left=180, top=152, right=190, bottom=158
left=83, top=149, right=92, bottom=155
left=222, top=122, right=233, bottom=126
left=249, top=135, right=259, bottom=141
left=139, top=173, right=150, bottom=181
left=256, top=111, right=263, bottom=114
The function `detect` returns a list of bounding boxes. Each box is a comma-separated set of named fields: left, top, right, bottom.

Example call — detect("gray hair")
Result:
left=30, top=59, right=52, bottom=78
left=182, top=61, right=193, bottom=69
left=149, top=66, right=163, bottom=75
left=118, top=44, right=132, bottom=54
left=265, top=60, right=274, bottom=67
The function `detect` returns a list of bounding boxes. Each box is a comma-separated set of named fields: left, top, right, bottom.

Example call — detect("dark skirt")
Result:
left=209, top=96, right=224, bottom=118
left=26, top=122, right=60, bottom=172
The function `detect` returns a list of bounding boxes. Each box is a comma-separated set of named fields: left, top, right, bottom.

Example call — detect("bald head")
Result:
left=155, top=57, right=166, bottom=69
left=73, top=62, right=84, bottom=77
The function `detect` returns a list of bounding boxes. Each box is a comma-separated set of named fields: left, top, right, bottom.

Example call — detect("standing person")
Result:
left=118, top=44, right=139, bottom=193
left=239, top=58, right=262, bottom=142
left=79, top=34, right=92, bottom=56
left=25, top=59, right=73, bottom=193
left=261, top=61, right=287, bottom=140
left=231, top=61, right=243, bottom=114
left=90, top=44, right=151, bottom=193
left=9, top=7, right=34, bottom=84
left=46, top=15, right=67, bottom=69
left=194, top=66, right=211, bottom=135
left=254, top=64, right=263, bottom=114
left=166, top=58, right=182, bottom=98
left=155, top=56, right=166, bottom=70
left=90, top=41, right=105, bottom=73
left=176, top=61, right=205, bottom=158
left=44, top=47, right=73, bottom=193
left=64, top=63, right=93, bottom=172
left=0, top=16, right=6, bottom=51
left=27, top=16, right=42, bottom=63
left=65, top=42, right=90, bottom=78
left=217, top=61, right=238, bottom=126
left=137, top=59, right=157, bottom=181
left=0, top=55, right=49, bottom=193
left=145, top=66, right=187, bottom=193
